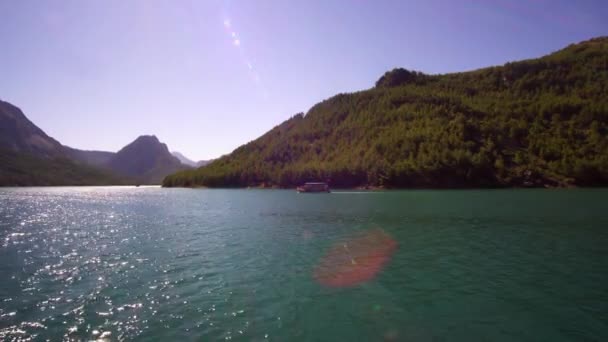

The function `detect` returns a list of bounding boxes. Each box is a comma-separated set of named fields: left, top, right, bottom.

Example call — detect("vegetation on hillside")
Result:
left=164, top=37, right=608, bottom=188
left=0, top=148, right=130, bottom=186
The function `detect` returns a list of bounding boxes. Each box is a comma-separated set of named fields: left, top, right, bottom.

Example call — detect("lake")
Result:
left=1, top=187, right=607, bottom=341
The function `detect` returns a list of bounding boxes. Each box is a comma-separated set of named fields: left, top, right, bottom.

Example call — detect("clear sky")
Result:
left=1, top=0, right=606, bottom=160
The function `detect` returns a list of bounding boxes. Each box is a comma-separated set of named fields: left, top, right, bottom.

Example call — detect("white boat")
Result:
left=297, top=182, right=330, bottom=193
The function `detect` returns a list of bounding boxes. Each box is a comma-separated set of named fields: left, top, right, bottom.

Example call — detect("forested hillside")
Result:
left=0, top=148, right=128, bottom=186
left=164, top=37, right=608, bottom=188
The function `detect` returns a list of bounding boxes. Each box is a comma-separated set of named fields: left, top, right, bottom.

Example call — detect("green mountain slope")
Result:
left=0, top=148, right=129, bottom=186
left=164, top=37, right=608, bottom=188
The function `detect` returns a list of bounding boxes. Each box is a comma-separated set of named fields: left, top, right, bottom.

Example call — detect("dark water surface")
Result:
left=1, top=187, right=607, bottom=341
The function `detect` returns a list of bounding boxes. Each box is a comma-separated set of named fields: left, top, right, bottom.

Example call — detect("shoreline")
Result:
left=163, top=184, right=586, bottom=190
left=0, top=183, right=589, bottom=190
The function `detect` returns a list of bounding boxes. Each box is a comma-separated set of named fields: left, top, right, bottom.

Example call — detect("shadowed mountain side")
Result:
left=0, top=100, right=189, bottom=186
left=0, top=100, right=64, bottom=158
left=64, top=147, right=115, bottom=167
left=107, top=135, right=190, bottom=184
left=0, top=100, right=130, bottom=186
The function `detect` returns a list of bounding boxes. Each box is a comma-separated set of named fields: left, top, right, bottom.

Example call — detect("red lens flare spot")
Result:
left=313, top=229, right=397, bottom=287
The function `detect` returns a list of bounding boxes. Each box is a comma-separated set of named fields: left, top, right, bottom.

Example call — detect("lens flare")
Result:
left=221, top=15, right=268, bottom=96
left=313, top=229, right=397, bottom=288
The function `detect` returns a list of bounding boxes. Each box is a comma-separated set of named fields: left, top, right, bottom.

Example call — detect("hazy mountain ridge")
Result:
left=164, top=37, right=608, bottom=188
left=172, top=151, right=214, bottom=168
left=172, top=151, right=197, bottom=167
left=195, top=159, right=213, bottom=167
left=64, top=147, right=115, bottom=167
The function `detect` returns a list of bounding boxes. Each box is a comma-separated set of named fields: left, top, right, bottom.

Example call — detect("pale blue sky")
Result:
left=1, top=0, right=606, bottom=160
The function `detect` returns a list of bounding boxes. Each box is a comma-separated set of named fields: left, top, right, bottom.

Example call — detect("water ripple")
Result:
left=0, top=187, right=607, bottom=341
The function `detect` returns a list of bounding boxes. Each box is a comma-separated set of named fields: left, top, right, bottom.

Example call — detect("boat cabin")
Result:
left=297, top=182, right=330, bottom=193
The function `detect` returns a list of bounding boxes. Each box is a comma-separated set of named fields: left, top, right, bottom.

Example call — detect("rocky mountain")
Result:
left=0, top=100, right=190, bottom=186
left=164, top=37, right=608, bottom=188
left=0, top=100, right=64, bottom=158
left=65, top=138, right=191, bottom=184
left=106, top=135, right=188, bottom=184
left=0, top=100, right=127, bottom=186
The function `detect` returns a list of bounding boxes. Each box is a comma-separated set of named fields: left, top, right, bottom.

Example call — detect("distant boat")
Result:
left=297, top=182, right=330, bottom=193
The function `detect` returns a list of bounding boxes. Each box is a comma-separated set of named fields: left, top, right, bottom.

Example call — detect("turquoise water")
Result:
left=0, top=187, right=607, bottom=341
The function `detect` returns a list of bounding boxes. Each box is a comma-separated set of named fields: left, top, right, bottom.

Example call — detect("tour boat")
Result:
left=297, top=182, right=330, bottom=193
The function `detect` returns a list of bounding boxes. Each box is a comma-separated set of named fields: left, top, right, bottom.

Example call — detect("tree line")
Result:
left=164, top=37, right=608, bottom=188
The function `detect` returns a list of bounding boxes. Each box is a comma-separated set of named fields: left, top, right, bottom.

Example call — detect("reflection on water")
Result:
left=1, top=187, right=607, bottom=341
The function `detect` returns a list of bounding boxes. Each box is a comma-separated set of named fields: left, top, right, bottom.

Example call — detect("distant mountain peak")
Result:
left=108, top=135, right=189, bottom=184
left=172, top=151, right=214, bottom=168
left=116, top=135, right=170, bottom=155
